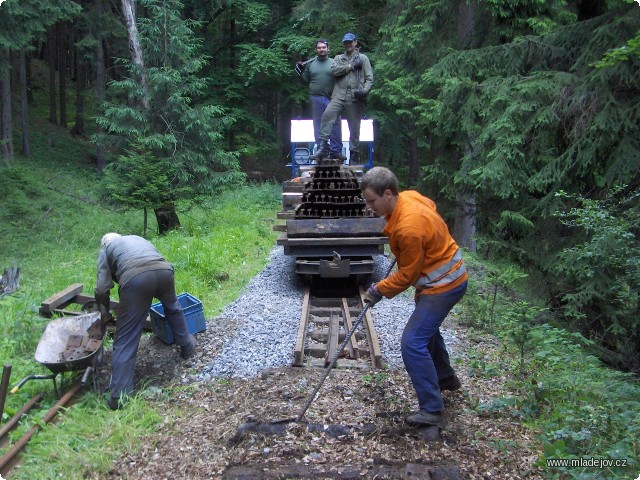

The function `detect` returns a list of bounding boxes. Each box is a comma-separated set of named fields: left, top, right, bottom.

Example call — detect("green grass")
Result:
left=0, top=128, right=281, bottom=478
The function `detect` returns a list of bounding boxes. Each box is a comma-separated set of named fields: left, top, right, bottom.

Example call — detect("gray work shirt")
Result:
left=95, top=235, right=173, bottom=297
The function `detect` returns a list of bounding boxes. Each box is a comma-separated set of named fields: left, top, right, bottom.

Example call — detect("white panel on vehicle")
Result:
left=291, top=120, right=315, bottom=142
left=341, top=119, right=374, bottom=142
left=291, top=119, right=374, bottom=142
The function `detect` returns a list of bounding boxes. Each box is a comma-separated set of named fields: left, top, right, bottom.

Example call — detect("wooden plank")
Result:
left=277, top=235, right=387, bottom=246
left=341, top=298, right=359, bottom=359
left=359, top=287, right=383, bottom=369
left=73, top=293, right=120, bottom=309
left=283, top=193, right=302, bottom=204
left=283, top=182, right=306, bottom=193
left=309, top=329, right=365, bottom=343
left=285, top=217, right=386, bottom=238
left=292, top=287, right=311, bottom=367
left=39, top=284, right=83, bottom=314
left=324, top=309, right=340, bottom=367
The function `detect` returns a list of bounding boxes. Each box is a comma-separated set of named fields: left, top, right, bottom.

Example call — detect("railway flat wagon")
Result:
left=275, top=119, right=387, bottom=280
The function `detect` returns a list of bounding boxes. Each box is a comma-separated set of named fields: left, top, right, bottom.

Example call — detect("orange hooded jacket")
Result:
left=376, top=191, right=467, bottom=298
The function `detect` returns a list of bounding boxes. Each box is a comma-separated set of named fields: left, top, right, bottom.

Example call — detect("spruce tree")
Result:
left=96, top=0, right=243, bottom=233
left=0, top=0, right=81, bottom=164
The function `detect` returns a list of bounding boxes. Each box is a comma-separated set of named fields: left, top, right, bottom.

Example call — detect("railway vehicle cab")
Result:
left=276, top=118, right=387, bottom=282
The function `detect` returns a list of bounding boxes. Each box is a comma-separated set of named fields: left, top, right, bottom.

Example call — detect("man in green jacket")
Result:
left=298, top=39, right=345, bottom=160
left=311, top=32, right=373, bottom=164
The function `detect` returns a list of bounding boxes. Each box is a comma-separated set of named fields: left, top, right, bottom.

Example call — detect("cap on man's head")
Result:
left=101, top=232, right=121, bottom=247
left=342, top=32, right=357, bottom=42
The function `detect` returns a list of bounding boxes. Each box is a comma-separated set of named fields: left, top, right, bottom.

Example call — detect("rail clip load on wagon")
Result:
left=276, top=119, right=387, bottom=280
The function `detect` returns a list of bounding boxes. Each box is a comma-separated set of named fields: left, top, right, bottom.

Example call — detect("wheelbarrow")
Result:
left=12, top=312, right=105, bottom=398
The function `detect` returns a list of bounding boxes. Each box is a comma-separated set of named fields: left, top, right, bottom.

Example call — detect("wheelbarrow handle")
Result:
left=11, top=374, right=56, bottom=394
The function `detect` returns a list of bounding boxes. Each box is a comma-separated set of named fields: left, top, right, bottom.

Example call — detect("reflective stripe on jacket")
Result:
left=414, top=249, right=466, bottom=290
left=376, top=191, right=468, bottom=298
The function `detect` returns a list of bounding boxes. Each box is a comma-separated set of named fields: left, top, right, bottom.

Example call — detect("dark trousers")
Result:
left=401, top=282, right=467, bottom=413
left=110, top=269, right=190, bottom=398
left=310, top=95, right=342, bottom=155
left=319, top=96, right=366, bottom=155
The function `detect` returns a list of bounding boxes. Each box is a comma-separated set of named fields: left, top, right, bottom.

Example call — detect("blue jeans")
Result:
left=110, top=269, right=191, bottom=398
left=310, top=95, right=342, bottom=155
left=401, top=281, right=467, bottom=413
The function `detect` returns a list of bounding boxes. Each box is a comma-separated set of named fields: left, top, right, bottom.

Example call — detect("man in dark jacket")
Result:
left=95, top=233, right=196, bottom=409
left=312, top=32, right=374, bottom=163
left=298, top=39, right=345, bottom=160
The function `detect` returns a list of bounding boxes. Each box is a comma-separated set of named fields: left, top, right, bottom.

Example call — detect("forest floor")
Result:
left=94, top=315, right=545, bottom=480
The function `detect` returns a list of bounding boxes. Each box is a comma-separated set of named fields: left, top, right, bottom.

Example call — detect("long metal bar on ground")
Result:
left=0, top=394, right=43, bottom=442
left=0, top=383, right=82, bottom=473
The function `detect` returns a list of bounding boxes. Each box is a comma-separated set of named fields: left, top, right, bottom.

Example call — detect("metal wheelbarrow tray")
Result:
left=13, top=312, right=105, bottom=398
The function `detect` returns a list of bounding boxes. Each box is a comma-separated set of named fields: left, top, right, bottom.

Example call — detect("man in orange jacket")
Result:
left=361, top=167, right=467, bottom=427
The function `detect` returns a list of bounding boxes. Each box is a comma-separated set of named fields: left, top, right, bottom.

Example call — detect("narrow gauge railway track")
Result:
left=292, top=279, right=382, bottom=369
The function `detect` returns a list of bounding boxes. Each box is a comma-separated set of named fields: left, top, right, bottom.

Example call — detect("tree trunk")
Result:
left=121, top=0, right=149, bottom=109
left=71, top=61, right=85, bottom=136
left=95, top=0, right=106, bottom=171
left=408, top=132, right=419, bottom=187
left=19, top=49, right=31, bottom=156
left=48, top=27, right=57, bottom=125
left=452, top=190, right=477, bottom=251
left=154, top=205, right=180, bottom=234
left=121, top=0, right=179, bottom=232
left=26, top=55, right=33, bottom=103
left=1, top=48, right=13, bottom=165
left=143, top=207, right=148, bottom=237
left=58, top=22, right=67, bottom=128
left=452, top=0, right=480, bottom=252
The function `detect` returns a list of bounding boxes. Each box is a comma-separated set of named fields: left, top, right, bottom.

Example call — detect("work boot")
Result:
left=330, top=151, right=347, bottom=161
left=180, top=334, right=197, bottom=360
left=349, top=151, right=360, bottom=164
left=107, top=394, right=127, bottom=410
left=310, top=141, right=330, bottom=161
left=406, top=410, right=443, bottom=427
left=439, top=374, right=462, bottom=392
left=107, top=397, right=120, bottom=410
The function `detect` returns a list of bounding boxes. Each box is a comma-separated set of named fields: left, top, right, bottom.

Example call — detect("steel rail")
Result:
left=0, top=383, right=83, bottom=473
left=0, top=394, right=43, bottom=443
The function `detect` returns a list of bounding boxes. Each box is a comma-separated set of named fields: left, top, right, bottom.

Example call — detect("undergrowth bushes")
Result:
left=461, top=250, right=639, bottom=479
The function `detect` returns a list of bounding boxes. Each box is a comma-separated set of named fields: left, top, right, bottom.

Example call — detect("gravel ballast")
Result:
left=196, top=247, right=460, bottom=381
